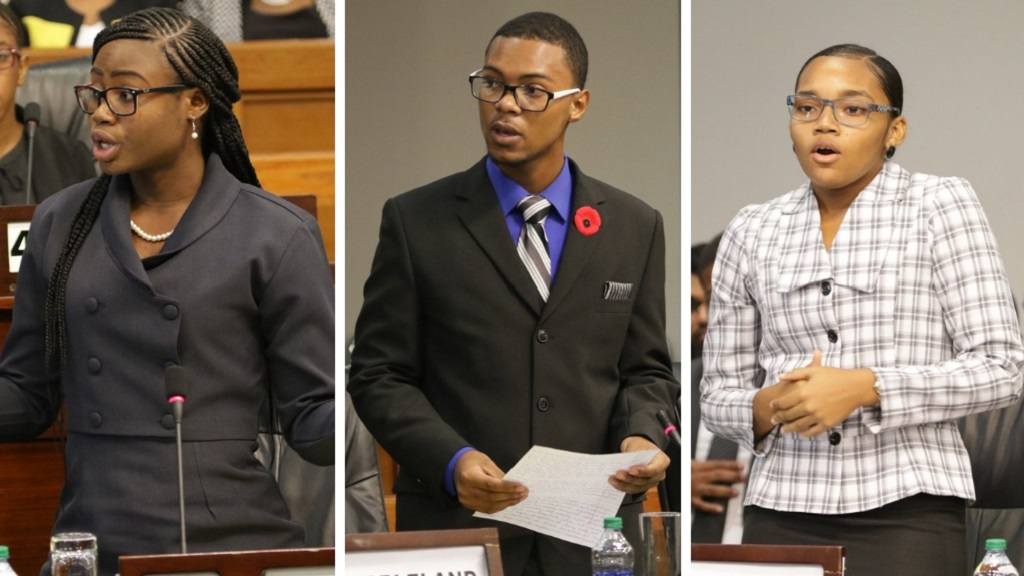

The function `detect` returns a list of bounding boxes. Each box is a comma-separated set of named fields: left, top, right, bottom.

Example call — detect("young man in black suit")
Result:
left=348, top=12, right=678, bottom=575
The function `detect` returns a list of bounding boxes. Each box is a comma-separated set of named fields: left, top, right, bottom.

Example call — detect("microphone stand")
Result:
left=23, top=106, right=39, bottom=205
left=166, top=365, right=189, bottom=554
left=172, top=400, right=187, bottom=553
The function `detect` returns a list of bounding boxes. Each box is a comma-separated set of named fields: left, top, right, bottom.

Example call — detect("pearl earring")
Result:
left=190, top=117, right=198, bottom=140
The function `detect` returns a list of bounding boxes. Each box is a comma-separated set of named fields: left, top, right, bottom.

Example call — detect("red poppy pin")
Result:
left=574, top=206, right=601, bottom=236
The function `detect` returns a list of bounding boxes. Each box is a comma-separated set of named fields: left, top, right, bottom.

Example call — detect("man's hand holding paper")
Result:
left=610, top=435, right=670, bottom=494
left=474, top=445, right=661, bottom=548
left=454, top=449, right=529, bottom=514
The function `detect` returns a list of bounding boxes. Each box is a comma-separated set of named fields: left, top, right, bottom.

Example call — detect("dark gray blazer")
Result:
left=0, top=106, right=96, bottom=206
left=0, top=154, right=335, bottom=575
left=348, top=157, right=679, bottom=575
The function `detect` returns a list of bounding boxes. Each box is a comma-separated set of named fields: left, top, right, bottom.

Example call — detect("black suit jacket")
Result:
left=348, top=157, right=678, bottom=574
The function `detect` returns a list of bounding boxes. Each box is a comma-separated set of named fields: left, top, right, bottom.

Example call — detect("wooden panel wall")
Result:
left=0, top=39, right=334, bottom=576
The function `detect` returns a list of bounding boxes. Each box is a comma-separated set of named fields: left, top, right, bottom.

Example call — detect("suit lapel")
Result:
left=542, top=161, right=605, bottom=321
left=456, top=160, right=545, bottom=315
left=100, top=154, right=242, bottom=291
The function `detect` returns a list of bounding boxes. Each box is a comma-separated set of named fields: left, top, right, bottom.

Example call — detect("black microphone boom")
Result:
left=164, top=365, right=188, bottom=554
left=23, top=102, right=40, bottom=205
left=657, top=409, right=682, bottom=447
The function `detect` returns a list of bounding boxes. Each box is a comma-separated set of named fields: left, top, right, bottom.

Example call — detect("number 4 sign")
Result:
left=7, top=222, right=29, bottom=274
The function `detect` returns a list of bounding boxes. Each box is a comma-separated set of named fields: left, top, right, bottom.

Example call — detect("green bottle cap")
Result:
left=604, top=517, right=623, bottom=530
left=986, top=539, right=1008, bottom=551
left=0, top=546, right=8, bottom=559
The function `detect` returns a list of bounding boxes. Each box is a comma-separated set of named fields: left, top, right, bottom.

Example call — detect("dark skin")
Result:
left=692, top=262, right=745, bottom=513
left=753, top=55, right=900, bottom=441
left=454, top=35, right=669, bottom=515
left=0, top=22, right=26, bottom=160
left=86, top=39, right=209, bottom=260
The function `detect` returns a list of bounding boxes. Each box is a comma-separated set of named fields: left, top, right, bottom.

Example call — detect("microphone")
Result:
left=164, top=365, right=188, bottom=553
left=23, top=102, right=40, bottom=205
left=657, top=409, right=682, bottom=447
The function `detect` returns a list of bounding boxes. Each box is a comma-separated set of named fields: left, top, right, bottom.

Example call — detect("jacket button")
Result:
left=537, top=330, right=549, bottom=343
left=89, top=412, right=103, bottom=428
left=160, top=413, right=176, bottom=430
left=537, top=397, right=550, bottom=411
left=826, top=329, right=838, bottom=343
left=163, top=304, right=179, bottom=320
left=821, top=282, right=832, bottom=296
left=87, top=357, right=102, bottom=374
left=829, top=432, right=841, bottom=446
left=85, top=297, right=99, bottom=313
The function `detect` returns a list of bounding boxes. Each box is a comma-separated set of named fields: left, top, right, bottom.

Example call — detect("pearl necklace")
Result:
left=130, top=219, right=173, bottom=243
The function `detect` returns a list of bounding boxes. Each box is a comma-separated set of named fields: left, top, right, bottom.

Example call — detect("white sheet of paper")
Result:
left=474, top=445, right=658, bottom=548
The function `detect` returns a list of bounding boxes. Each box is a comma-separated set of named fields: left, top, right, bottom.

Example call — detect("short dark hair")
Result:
left=0, top=4, right=27, bottom=47
left=691, top=243, right=706, bottom=275
left=796, top=44, right=903, bottom=121
left=488, top=12, right=588, bottom=89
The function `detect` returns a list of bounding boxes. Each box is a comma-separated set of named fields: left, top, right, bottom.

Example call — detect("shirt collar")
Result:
left=486, top=155, right=573, bottom=221
left=783, top=161, right=907, bottom=215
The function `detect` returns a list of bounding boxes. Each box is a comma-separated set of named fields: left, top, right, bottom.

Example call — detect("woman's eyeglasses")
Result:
left=73, top=84, right=189, bottom=117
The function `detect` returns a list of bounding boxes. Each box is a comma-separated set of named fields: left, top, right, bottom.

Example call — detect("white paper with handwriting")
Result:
left=473, top=445, right=658, bottom=548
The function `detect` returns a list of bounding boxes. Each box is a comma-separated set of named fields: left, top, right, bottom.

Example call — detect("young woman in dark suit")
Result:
left=0, top=8, right=334, bottom=575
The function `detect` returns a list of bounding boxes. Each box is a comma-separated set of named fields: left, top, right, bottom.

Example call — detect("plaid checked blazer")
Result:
left=701, top=161, right=1024, bottom=514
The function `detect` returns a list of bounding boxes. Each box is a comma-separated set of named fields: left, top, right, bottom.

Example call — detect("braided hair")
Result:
left=44, top=7, right=258, bottom=372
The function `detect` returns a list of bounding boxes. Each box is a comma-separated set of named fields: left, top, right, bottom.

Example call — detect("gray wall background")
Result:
left=692, top=1, right=1024, bottom=305
left=345, top=1, right=682, bottom=360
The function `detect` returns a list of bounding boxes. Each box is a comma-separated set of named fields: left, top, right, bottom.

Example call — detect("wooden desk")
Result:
left=120, top=547, right=334, bottom=576
left=692, top=544, right=845, bottom=576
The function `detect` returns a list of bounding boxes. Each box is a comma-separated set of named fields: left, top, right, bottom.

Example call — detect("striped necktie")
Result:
left=516, top=195, right=552, bottom=301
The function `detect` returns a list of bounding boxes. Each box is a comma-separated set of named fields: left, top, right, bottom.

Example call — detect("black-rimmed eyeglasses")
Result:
left=0, top=48, right=21, bottom=70
left=787, top=94, right=899, bottom=127
left=73, top=84, right=190, bottom=117
left=469, top=70, right=580, bottom=112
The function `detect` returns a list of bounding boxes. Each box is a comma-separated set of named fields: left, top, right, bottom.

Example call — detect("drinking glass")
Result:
left=50, top=532, right=97, bottom=576
left=639, top=511, right=681, bottom=576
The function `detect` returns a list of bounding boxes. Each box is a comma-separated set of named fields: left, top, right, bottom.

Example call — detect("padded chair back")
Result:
left=16, top=56, right=92, bottom=150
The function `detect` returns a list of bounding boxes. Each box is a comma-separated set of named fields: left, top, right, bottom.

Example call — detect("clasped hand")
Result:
left=768, top=350, right=877, bottom=437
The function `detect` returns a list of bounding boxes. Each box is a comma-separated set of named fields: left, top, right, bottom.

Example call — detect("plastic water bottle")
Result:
left=975, top=539, right=1020, bottom=575
left=0, top=546, right=19, bottom=576
left=592, top=516, right=634, bottom=576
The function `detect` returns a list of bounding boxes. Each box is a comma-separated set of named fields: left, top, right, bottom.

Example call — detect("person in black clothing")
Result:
left=0, top=4, right=95, bottom=205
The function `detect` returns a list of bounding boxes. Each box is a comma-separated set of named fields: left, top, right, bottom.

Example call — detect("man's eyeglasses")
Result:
left=469, top=70, right=580, bottom=112
left=787, top=94, right=899, bottom=127
left=73, top=84, right=190, bottom=117
left=0, top=48, right=21, bottom=70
